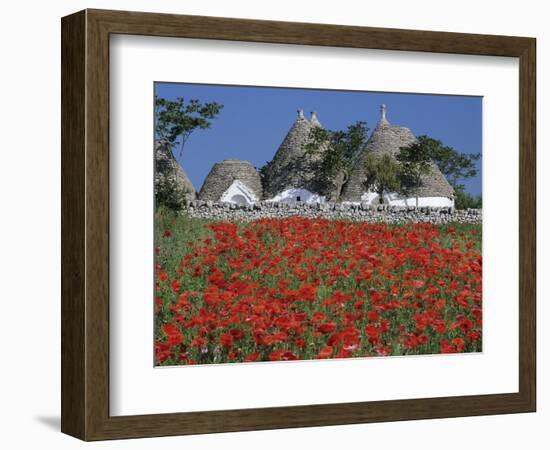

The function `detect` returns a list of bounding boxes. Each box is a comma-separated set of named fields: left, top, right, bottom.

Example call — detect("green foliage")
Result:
left=397, top=135, right=482, bottom=209
left=155, top=176, right=190, bottom=211
left=396, top=140, right=433, bottom=206
left=155, top=96, right=223, bottom=157
left=304, top=121, right=370, bottom=200
left=155, top=208, right=213, bottom=274
left=423, top=136, right=481, bottom=186
left=363, top=153, right=401, bottom=202
left=427, top=136, right=482, bottom=210
left=454, top=184, right=482, bottom=209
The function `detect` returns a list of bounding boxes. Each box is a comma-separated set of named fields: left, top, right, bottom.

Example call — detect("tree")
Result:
left=363, top=153, right=401, bottom=203
left=155, top=175, right=190, bottom=211
left=418, top=136, right=480, bottom=187
left=421, top=136, right=482, bottom=209
left=304, top=121, right=370, bottom=200
left=155, top=96, right=223, bottom=157
left=453, top=184, right=482, bottom=209
left=398, top=135, right=481, bottom=209
left=396, top=141, right=433, bottom=207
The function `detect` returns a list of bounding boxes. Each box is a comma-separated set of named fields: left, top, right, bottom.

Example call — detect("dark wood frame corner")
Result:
left=61, top=8, right=536, bottom=441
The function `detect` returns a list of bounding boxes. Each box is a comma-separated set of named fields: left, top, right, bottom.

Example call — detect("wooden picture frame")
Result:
left=61, top=8, right=536, bottom=441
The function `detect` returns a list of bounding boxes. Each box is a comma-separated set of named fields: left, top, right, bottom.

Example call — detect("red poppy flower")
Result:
left=365, top=324, right=380, bottom=341
left=170, top=279, right=181, bottom=293
left=219, top=333, right=234, bottom=348
left=367, top=310, right=379, bottom=322
left=317, top=322, right=337, bottom=334
left=312, top=312, right=326, bottom=323
left=268, top=350, right=298, bottom=361
left=229, top=329, right=245, bottom=339
left=244, top=351, right=260, bottom=362
left=161, top=324, right=183, bottom=347
left=317, top=346, right=333, bottom=359
left=158, top=271, right=168, bottom=282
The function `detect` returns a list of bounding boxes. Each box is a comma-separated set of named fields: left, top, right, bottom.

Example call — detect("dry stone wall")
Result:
left=180, top=200, right=482, bottom=224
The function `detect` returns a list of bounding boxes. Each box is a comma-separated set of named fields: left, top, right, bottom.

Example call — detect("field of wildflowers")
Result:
left=154, top=208, right=482, bottom=365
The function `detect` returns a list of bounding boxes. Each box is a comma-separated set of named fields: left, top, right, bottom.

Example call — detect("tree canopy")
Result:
left=395, top=140, right=433, bottom=206
left=453, top=184, right=482, bottom=209
left=304, top=122, right=481, bottom=208
left=304, top=121, right=370, bottom=200
left=417, top=135, right=481, bottom=186
left=155, top=96, right=223, bottom=157
left=363, top=153, right=402, bottom=203
left=396, top=135, right=481, bottom=208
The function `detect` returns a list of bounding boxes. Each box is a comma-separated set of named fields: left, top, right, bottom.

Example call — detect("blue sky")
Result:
left=155, top=83, right=482, bottom=196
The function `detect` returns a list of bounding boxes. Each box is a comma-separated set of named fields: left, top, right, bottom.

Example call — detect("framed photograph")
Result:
left=61, top=9, right=536, bottom=441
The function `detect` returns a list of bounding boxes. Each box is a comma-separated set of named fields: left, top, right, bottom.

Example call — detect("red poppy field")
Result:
left=155, top=209, right=482, bottom=366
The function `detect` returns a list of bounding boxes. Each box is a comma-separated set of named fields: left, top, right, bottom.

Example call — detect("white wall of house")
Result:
left=352, top=191, right=455, bottom=207
left=220, top=180, right=259, bottom=205
left=267, top=188, right=326, bottom=204
left=389, top=196, right=455, bottom=207
left=359, top=191, right=381, bottom=205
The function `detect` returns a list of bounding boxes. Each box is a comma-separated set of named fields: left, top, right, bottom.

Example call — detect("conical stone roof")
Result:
left=199, top=159, right=262, bottom=202
left=341, top=105, right=454, bottom=201
left=261, top=110, right=332, bottom=199
left=155, top=140, right=196, bottom=200
left=310, top=111, right=322, bottom=128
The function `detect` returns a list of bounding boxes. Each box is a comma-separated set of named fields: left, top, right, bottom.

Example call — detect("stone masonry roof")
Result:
left=155, top=140, right=196, bottom=200
left=342, top=104, right=454, bottom=201
left=199, top=159, right=262, bottom=201
left=261, top=110, right=333, bottom=199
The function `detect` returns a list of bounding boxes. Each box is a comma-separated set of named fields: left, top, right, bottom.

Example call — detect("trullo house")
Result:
left=341, top=105, right=455, bottom=207
left=261, top=110, right=334, bottom=203
left=198, top=159, right=263, bottom=206
left=155, top=140, right=196, bottom=200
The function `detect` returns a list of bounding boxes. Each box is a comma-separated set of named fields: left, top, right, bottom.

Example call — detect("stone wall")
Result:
left=180, top=200, right=482, bottom=224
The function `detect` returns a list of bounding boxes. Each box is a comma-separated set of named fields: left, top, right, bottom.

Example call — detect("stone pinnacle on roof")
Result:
left=378, top=103, right=390, bottom=127
left=261, top=109, right=332, bottom=199
left=310, top=111, right=322, bottom=128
